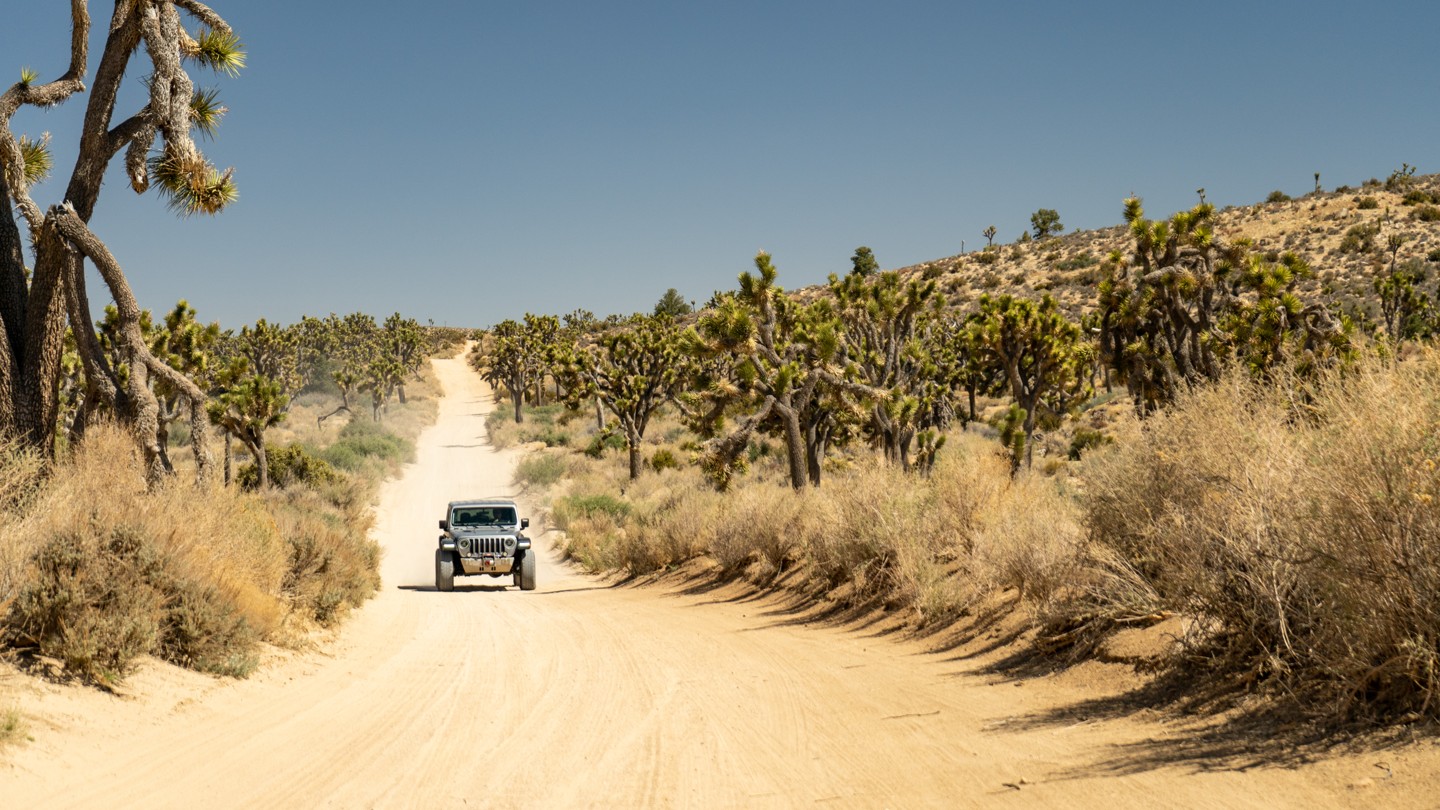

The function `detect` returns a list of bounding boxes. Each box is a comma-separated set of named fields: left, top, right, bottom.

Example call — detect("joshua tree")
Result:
left=0, top=2, right=244, bottom=485
left=1375, top=259, right=1429, bottom=348
left=207, top=369, right=286, bottom=489
left=208, top=318, right=301, bottom=487
left=362, top=356, right=404, bottom=421
left=983, top=225, right=997, bottom=247
left=968, top=293, right=1086, bottom=470
left=1098, top=197, right=1346, bottom=413
left=829, top=266, right=955, bottom=472
left=580, top=314, right=691, bottom=480
left=479, top=319, right=542, bottom=423
left=685, top=252, right=855, bottom=490
left=381, top=312, right=425, bottom=403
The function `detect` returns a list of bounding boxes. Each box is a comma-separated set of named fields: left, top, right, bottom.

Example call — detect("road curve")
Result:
left=2, top=353, right=1433, bottom=809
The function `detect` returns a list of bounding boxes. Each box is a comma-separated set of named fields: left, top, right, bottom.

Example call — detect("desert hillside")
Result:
left=890, top=170, right=1440, bottom=322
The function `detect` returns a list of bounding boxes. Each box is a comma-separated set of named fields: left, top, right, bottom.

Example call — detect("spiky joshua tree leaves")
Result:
left=968, top=294, right=1087, bottom=471
left=828, top=260, right=964, bottom=474
left=207, top=319, right=299, bottom=489
left=579, top=314, right=692, bottom=480
left=479, top=319, right=540, bottom=424
left=685, top=252, right=860, bottom=490
left=0, top=2, right=245, bottom=486
left=1098, top=197, right=1348, bottom=414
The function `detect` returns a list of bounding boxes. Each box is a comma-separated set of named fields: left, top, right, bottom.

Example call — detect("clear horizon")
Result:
left=4, top=1, right=1437, bottom=329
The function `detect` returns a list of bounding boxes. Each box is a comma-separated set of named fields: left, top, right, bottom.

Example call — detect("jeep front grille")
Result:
left=461, top=536, right=508, bottom=556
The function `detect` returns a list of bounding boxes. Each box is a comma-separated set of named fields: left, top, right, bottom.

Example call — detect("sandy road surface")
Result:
left=3, top=353, right=1438, bottom=808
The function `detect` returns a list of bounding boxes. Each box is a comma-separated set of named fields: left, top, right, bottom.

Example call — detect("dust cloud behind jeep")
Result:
left=436, top=499, right=535, bottom=592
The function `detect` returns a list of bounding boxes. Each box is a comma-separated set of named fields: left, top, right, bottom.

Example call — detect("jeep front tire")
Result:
left=518, top=549, right=536, bottom=591
left=436, top=548, right=455, bottom=592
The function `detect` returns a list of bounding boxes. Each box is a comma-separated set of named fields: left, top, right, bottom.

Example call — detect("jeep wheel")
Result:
left=518, top=549, right=537, bottom=591
left=435, top=549, right=455, bottom=592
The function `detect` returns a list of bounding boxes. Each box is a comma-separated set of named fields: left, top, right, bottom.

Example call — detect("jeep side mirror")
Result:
left=521, top=518, right=530, bottom=529
left=439, top=519, right=449, bottom=530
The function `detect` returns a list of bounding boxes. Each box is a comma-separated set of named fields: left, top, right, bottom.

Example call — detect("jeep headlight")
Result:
left=505, top=537, right=516, bottom=551
left=459, top=537, right=472, bottom=553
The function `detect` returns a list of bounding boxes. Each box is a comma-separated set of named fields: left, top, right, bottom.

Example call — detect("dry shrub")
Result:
left=971, top=473, right=1084, bottom=615
left=1, top=427, right=287, bottom=681
left=1, top=423, right=382, bottom=683
left=263, top=480, right=380, bottom=628
left=1080, top=355, right=1440, bottom=721
left=809, top=464, right=922, bottom=601
left=711, top=484, right=830, bottom=583
left=821, top=440, right=1083, bottom=627
left=550, top=432, right=1084, bottom=628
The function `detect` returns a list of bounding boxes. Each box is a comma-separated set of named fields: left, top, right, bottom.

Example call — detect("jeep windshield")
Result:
left=450, top=506, right=517, bottom=528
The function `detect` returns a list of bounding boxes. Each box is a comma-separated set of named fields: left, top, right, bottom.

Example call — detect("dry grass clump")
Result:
left=2, top=427, right=286, bottom=682
left=0, top=424, right=382, bottom=685
left=547, top=429, right=1085, bottom=628
left=485, top=401, right=590, bottom=451
left=263, top=481, right=380, bottom=629
left=1078, top=353, right=1440, bottom=721
left=0, top=703, right=26, bottom=748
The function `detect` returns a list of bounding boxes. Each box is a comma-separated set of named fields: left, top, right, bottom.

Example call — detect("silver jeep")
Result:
left=436, top=499, right=535, bottom=592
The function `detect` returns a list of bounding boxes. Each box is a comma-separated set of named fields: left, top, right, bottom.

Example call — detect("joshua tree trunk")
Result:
left=628, top=440, right=642, bottom=480
left=0, top=2, right=238, bottom=485
left=237, top=428, right=268, bottom=489
left=776, top=400, right=807, bottom=491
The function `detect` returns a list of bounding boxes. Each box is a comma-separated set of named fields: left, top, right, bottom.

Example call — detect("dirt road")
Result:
left=2, top=354, right=1435, bottom=808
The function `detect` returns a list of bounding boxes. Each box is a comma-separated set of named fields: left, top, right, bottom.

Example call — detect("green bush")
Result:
left=1339, top=223, right=1377, bottom=254
left=583, top=431, right=627, bottom=459
left=1067, top=428, right=1113, bottom=460
left=1411, top=204, right=1440, bottom=222
left=558, top=493, right=631, bottom=521
left=1266, top=190, right=1291, bottom=203
left=321, top=419, right=411, bottom=472
left=1354, top=195, right=1379, bottom=210
left=520, top=427, right=570, bottom=447
left=1402, top=189, right=1435, bottom=206
left=1055, top=252, right=1097, bottom=271
left=516, top=453, right=567, bottom=488
left=239, top=443, right=340, bottom=490
left=650, top=448, right=680, bottom=473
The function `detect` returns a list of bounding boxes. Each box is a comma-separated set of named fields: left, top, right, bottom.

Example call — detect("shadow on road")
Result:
left=396, top=584, right=512, bottom=594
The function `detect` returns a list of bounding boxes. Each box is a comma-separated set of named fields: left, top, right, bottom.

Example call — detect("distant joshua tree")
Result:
left=983, top=225, right=997, bottom=247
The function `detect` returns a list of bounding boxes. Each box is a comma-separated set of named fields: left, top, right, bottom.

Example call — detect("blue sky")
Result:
left=5, top=1, right=1438, bottom=329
